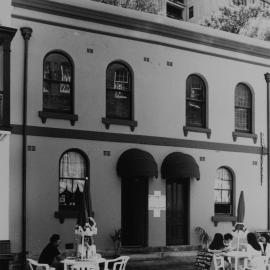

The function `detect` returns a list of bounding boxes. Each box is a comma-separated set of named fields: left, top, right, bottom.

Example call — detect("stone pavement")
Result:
left=125, top=250, right=196, bottom=270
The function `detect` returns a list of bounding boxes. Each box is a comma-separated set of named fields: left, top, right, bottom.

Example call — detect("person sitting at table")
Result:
left=39, top=234, right=65, bottom=270
left=223, top=233, right=234, bottom=252
left=259, top=233, right=270, bottom=256
left=245, top=232, right=264, bottom=269
left=208, top=233, right=231, bottom=270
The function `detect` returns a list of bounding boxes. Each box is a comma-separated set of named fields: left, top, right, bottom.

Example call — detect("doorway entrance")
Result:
left=166, top=178, right=189, bottom=245
left=121, top=177, right=148, bottom=247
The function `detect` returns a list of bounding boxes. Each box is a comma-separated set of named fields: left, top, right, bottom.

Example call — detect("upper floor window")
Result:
left=235, top=83, right=252, bottom=133
left=106, top=62, right=132, bottom=120
left=214, top=167, right=233, bottom=215
left=186, top=74, right=206, bottom=128
left=43, top=51, right=73, bottom=114
left=59, top=150, right=88, bottom=212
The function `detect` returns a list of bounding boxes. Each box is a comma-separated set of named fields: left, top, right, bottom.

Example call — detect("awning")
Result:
left=161, top=152, right=200, bottom=180
left=117, top=148, right=158, bottom=178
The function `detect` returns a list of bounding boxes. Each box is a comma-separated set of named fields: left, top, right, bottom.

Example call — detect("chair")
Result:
left=212, top=254, right=225, bottom=270
left=104, top=256, right=129, bottom=270
left=27, top=258, right=55, bottom=270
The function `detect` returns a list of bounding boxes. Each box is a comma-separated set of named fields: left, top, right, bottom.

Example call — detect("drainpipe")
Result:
left=20, top=27, right=32, bottom=270
left=265, top=73, right=270, bottom=230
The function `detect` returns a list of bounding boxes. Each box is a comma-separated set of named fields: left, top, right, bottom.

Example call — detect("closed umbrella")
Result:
left=233, top=190, right=247, bottom=251
left=75, top=180, right=95, bottom=260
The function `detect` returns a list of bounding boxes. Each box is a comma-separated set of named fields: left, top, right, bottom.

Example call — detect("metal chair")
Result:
left=104, top=256, right=129, bottom=270
left=27, top=258, right=55, bottom=270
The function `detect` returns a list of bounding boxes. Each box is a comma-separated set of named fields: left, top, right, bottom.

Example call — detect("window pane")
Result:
left=106, top=62, right=132, bottom=119
left=43, top=52, right=72, bottom=113
left=186, top=101, right=204, bottom=126
left=215, top=167, right=233, bottom=215
left=235, top=108, right=250, bottom=131
left=214, top=190, right=222, bottom=203
left=186, top=75, right=206, bottom=127
left=235, top=83, right=252, bottom=132
left=60, top=151, right=86, bottom=178
left=222, top=190, right=231, bottom=203
left=59, top=151, right=88, bottom=211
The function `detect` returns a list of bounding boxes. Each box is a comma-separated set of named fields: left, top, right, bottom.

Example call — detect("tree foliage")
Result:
left=201, top=4, right=270, bottom=40
left=91, top=0, right=159, bottom=14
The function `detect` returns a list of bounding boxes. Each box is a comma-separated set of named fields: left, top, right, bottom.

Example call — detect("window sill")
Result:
left=102, top=117, right=137, bottom=131
left=54, top=210, right=78, bottom=224
left=211, top=215, right=237, bottom=227
left=183, top=126, right=211, bottom=139
left=232, top=131, right=257, bottom=144
left=39, top=111, right=78, bottom=126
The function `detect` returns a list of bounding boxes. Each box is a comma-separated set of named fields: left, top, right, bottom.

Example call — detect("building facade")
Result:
left=3, top=0, right=270, bottom=264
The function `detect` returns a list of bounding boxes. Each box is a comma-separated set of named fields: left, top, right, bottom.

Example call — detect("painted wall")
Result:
left=0, top=0, right=12, bottom=26
left=9, top=0, right=270, bottom=255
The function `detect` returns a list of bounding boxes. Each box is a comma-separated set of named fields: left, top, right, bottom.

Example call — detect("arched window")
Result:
left=214, top=167, right=233, bottom=215
left=186, top=74, right=206, bottom=128
left=59, top=150, right=88, bottom=211
left=106, top=62, right=132, bottom=120
left=43, top=51, right=73, bottom=114
left=235, top=83, right=252, bottom=133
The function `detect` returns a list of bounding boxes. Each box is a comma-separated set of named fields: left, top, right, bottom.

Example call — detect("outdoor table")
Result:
left=62, top=255, right=106, bottom=270
left=222, top=251, right=249, bottom=270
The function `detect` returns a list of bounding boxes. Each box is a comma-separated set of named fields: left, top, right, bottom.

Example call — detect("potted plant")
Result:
left=195, top=226, right=211, bottom=250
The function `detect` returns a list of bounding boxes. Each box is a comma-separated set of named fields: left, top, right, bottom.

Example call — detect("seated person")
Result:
left=208, top=233, right=230, bottom=270
left=39, top=234, right=65, bottom=270
left=223, top=233, right=234, bottom=252
left=245, top=232, right=264, bottom=270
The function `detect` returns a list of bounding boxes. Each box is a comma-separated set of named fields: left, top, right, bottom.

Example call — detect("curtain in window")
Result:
left=60, top=151, right=86, bottom=193
left=214, top=167, right=233, bottom=215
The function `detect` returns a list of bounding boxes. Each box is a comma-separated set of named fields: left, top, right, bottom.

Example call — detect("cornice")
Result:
left=12, top=0, right=270, bottom=60
left=0, top=26, right=17, bottom=41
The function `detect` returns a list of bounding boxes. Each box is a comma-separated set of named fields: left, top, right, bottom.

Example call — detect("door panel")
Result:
left=166, top=179, right=188, bottom=245
left=122, top=177, right=148, bottom=246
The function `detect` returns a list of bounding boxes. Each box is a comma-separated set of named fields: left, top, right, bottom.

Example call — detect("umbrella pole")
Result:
left=237, top=230, right=240, bottom=251
left=81, top=234, right=84, bottom=261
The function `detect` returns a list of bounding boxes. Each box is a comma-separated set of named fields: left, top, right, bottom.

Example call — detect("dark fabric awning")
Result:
left=161, top=152, right=200, bottom=180
left=117, top=148, right=158, bottom=178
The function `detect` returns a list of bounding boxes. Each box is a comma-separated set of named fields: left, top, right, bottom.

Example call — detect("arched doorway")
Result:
left=117, top=148, right=158, bottom=247
left=161, top=152, right=200, bottom=246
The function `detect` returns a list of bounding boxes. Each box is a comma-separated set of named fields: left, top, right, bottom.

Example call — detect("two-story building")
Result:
left=4, top=0, right=270, bottom=264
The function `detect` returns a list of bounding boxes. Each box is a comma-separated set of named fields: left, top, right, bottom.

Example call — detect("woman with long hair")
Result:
left=246, top=232, right=263, bottom=269
left=209, top=233, right=225, bottom=251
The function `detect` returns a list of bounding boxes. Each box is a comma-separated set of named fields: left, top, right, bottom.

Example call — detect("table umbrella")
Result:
left=75, top=181, right=95, bottom=260
left=233, top=190, right=246, bottom=251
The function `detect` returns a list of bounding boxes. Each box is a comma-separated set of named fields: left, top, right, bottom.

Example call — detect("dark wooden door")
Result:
left=166, top=178, right=189, bottom=245
left=121, top=177, right=148, bottom=247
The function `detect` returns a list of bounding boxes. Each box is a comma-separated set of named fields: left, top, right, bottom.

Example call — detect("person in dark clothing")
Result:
left=39, top=234, right=64, bottom=270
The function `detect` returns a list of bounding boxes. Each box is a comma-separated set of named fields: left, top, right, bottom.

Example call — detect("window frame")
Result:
left=39, top=50, right=78, bottom=125
left=233, top=83, right=257, bottom=143
left=54, top=148, right=90, bottom=223
left=184, top=74, right=211, bottom=138
left=102, top=60, right=137, bottom=131
left=212, top=167, right=236, bottom=226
